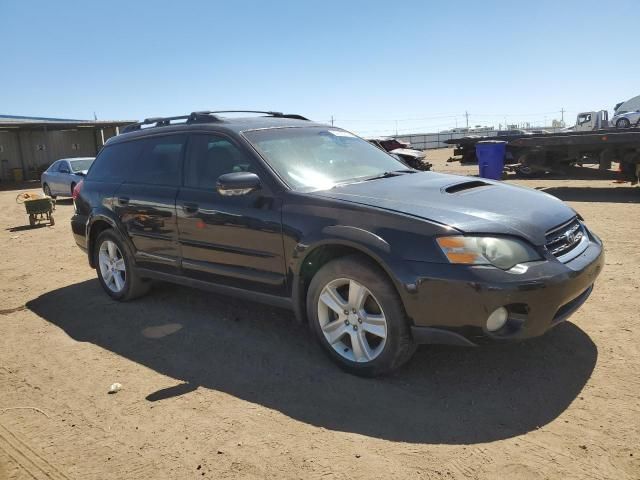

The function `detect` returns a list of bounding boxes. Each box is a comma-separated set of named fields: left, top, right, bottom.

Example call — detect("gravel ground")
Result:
left=1, top=148, right=639, bottom=479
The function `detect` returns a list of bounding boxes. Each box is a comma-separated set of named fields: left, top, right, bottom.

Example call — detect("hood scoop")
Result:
left=444, top=180, right=492, bottom=194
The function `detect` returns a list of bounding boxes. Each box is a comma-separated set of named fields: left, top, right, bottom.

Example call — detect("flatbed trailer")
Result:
left=508, top=128, right=640, bottom=181
left=446, top=128, right=640, bottom=182
left=445, top=134, right=527, bottom=164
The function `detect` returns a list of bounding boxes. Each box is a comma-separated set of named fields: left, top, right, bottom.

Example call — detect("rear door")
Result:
left=48, top=160, right=65, bottom=194
left=114, top=134, right=187, bottom=274
left=176, top=133, right=286, bottom=295
left=56, top=160, right=73, bottom=196
left=43, top=161, right=60, bottom=193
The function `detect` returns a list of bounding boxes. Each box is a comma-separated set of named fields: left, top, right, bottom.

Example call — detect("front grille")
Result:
left=545, top=218, right=585, bottom=259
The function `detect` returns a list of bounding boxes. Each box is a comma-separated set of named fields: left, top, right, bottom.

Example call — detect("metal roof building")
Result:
left=0, top=115, right=134, bottom=181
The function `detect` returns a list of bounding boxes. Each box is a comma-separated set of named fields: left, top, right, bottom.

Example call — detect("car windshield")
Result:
left=70, top=158, right=94, bottom=172
left=243, top=127, right=408, bottom=190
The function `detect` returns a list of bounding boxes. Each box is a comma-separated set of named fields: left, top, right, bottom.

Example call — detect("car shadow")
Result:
left=6, top=224, right=50, bottom=232
left=27, top=279, right=597, bottom=445
left=540, top=186, right=640, bottom=204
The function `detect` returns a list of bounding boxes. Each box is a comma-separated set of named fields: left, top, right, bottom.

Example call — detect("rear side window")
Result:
left=127, top=135, right=186, bottom=186
left=86, top=141, right=144, bottom=182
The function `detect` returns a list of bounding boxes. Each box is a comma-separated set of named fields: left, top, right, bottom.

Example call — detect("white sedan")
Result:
left=41, top=157, right=94, bottom=198
left=611, top=110, right=640, bottom=129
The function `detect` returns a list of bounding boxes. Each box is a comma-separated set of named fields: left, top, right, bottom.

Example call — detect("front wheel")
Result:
left=616, top=118, right=631, bottom=129
left=94, top=229, right=150, bottom=301
left=307, top=255, right=416, bottom=376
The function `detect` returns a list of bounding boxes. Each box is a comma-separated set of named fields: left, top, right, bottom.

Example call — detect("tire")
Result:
left=94, top=229, right=150, bottom=301
left=307, top=254, right=416, bottom=376
left=616, top=118, right=631, bottom=129
left=42, top=184, right=56, bottom=199
left=49, top=215, right=55, bottom=226
left=515, top=164, right=539, bottom=178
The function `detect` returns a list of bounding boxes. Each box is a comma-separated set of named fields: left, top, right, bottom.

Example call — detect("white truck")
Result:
left=566, top=110, right=609, bottom=132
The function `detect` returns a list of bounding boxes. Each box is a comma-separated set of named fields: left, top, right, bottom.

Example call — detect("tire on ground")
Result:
left=306, top=254, right=417, bottom=376
left=94, top=228, right=150, bottom=301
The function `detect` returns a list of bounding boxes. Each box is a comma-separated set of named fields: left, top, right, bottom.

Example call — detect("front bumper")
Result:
left=403, top=234, right=604, bottom=346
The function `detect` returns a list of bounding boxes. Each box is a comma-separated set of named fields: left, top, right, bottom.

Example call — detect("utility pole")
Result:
left=465, top=111, right=469, bottom=129
left=395, top=120, right=398, bottom=136
left=560, top=107, right=565, bottom=124
left=330, top=115, right=334, bottom=126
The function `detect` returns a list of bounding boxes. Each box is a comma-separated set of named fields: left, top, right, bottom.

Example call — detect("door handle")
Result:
left=118, top=196, right=130, bottom=205
left=182, top=202, right=199, bottom=214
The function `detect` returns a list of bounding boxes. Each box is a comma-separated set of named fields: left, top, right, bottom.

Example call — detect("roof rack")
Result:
left=199, top=110, right=310, bottom=121
left=121, top=110, right=309, bottom=134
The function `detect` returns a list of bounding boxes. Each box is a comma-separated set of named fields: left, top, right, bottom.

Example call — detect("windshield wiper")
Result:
left=361, top=169, right=416, bottom=182
left=329, top=169, right=416, bottom=189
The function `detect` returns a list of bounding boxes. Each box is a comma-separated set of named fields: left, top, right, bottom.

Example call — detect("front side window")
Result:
left=58, top=161, right=70, bottom=173
left=184, top=134, right=255, bottom=189
left=578, top=114, right=591, bottom=125
left=243, top=127, right=407, bottom=190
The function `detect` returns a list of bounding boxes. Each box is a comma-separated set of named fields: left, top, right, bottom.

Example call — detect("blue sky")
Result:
left=3, top=0, right=638, bottom=135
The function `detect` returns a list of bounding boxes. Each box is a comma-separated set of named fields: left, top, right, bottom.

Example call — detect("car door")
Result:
left=42, top=161, right=60, bottom=193
left=176, top=133, right=286, bottom=296
left=56, top=160, right=72, bottom=196
left=113, top=134, right=186, bottom=274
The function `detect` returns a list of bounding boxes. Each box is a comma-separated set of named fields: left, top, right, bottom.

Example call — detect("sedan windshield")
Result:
left=70, top=158, right=94, bottom=172
left=243, top=127, right=408, bottom=190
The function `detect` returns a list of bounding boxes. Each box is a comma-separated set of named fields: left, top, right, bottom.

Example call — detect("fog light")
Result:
left=487, top=307, right=508, bottom=332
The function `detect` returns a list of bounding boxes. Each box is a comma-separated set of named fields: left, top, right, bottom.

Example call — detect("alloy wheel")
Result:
left=317, top=278, right=388, bottom=363
left=98, top=240, right=127, bottom=293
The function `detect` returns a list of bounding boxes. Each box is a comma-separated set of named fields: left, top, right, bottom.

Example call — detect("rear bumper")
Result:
left=402, top=233, right=604, bottom=345
left=71, top=214, right=88, bottom=252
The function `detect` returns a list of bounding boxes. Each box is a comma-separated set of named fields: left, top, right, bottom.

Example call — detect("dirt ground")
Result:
left=1, top=148, right=639, bottom=480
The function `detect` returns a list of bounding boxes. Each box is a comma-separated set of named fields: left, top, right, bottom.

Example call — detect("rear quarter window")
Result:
left=86, top=141, right=144, bottom=182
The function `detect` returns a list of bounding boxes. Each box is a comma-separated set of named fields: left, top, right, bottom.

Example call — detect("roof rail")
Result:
left=199, top=110, right=310, bottom=121
left=120, top=110, right=308, bottom=134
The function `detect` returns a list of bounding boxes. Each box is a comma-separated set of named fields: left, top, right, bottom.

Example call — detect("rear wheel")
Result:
left=616, top=118, right=631, bottom=129
left=94, top=229, right=150, bottom=301
left=307, top=255, right=416, bottom=376
left=43, top=183, right=56, bottom=199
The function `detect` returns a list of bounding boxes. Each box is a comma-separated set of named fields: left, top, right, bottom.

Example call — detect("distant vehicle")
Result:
left=41, top=157, right=94, bottom=198
left=528, top=129, right=551, bottom=135
left=613, top=94, right=640, bottom=117
left=71, top=110, right=603, bottom=376
left=367, top=137, right=430, bottom=170
left=610, top=110, right=640, bottom=129
left=562, top=110, right=610, bottom=132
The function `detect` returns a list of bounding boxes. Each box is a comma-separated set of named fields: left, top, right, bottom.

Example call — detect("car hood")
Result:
left=311, top=172, right=575, bottom=245
left=390, top=148, right=426, bottom=159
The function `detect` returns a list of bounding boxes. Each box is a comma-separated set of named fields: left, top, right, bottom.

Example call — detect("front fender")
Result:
left=289, top=228, right=423, bottom=324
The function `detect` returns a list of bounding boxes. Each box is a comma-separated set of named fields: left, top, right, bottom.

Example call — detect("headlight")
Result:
left=436, top=236, right=541, bottom=270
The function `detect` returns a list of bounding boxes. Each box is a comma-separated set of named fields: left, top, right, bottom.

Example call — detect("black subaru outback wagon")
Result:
left=71, top=111, right=604, bottom=376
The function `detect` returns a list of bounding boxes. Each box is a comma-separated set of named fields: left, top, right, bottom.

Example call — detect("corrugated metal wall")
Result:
left=0, top=127, right=119, bottom=180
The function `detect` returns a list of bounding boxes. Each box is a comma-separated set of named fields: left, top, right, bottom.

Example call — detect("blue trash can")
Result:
left=476, top=141, right=506, bottom=180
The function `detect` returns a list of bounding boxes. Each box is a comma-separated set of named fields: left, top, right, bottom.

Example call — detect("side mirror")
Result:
left=216, top=172, right=261, bottom=196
